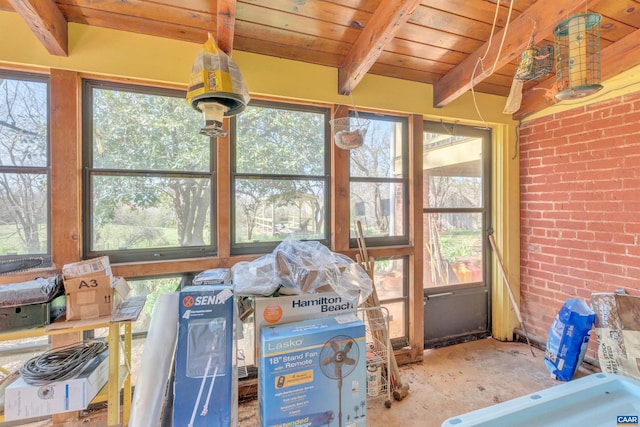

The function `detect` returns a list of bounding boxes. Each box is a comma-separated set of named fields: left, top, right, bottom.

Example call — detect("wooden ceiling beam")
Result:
left=216, top=0, right=236, bottom=56
left=8, top=0, right=68, bottom=56
left=514, top=28, right=640, bottom=120
left=338, top=0, right=421, bottom=96
left=432, top=0, right=606, bottom=108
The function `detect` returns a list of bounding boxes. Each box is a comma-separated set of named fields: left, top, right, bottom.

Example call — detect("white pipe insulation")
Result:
left=129, top=292, right=179, bottom=427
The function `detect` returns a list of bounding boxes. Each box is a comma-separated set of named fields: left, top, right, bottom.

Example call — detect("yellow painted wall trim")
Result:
left=491, top=124, right=521, bottom=341
left=0, top=10, right=517, bottom=127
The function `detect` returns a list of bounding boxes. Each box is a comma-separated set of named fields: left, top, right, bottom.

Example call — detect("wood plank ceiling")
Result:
left=2, top=0, right=640, bottom=119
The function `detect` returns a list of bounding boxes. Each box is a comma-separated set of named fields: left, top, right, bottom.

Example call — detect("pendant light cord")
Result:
left=471, top=0, right=516, bottom=127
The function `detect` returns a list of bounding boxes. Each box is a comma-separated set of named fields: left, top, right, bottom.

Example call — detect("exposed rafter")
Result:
left=216, top=0, right=236, bottom=56
left=432, top=0, right=605, bottom=108
left=338, top=0, right=421, bottom=96
left=515, top=28, right=640, bottom=120
left=0, top=0, right=636, bottom=119
left=8, top=0, right=67, bottom=56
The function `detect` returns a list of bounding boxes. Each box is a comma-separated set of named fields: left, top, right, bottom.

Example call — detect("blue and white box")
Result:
left=174, top=285, right=237, bottom=427
left=4, top=350, right=109, bottom=421
left=260, top=313, right=367, bottom=427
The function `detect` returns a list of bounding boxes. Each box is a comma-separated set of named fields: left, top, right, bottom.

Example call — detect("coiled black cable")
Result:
left=19, top=340, right=108, bottom=386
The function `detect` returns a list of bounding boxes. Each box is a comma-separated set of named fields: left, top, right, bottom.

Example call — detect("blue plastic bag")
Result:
left=544, top=298, right=595, bottom=381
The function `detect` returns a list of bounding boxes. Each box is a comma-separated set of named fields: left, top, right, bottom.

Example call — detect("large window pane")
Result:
left=349, top=113, right=407, bottom=245
left=84, top=81, right=215, bottom=261
left=234, top=178, right=325, bottom=243
left=232, top=100, right=330, bottom=252
left=423, top=135, right=483, bottom=209
left=350, top=181, right=404, bottom=238
left=0, top=74, right=49, bottom=258
left=423, top=124, right=489, bottom=291
left=0, top=79, right=48, bottom=167
left=91, top=88, right=208, bottom=172
left=0, top=173, right=48, bottom=255
left=235, top=106, right=325, bottom=176
left=91, top=175, right=211, bottom=251
left=350, top=118, right=404, bottom=178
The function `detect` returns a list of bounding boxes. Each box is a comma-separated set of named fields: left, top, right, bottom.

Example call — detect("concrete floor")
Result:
left=13, top=337, right=599, bottom=427
left=239, top=337, right=597, bottom=427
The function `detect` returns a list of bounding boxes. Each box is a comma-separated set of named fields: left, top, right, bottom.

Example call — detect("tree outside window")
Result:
left=232, top=101, right=330, bottom=253
left=84, top=81, right=215, bottom=262
left=0, top=73, right=49, bottom=260
left=349, top=113, right=408, bottom=244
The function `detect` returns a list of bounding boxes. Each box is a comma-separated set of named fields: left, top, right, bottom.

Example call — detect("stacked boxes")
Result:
left=253, top=292, right=357, bottom=360
left=174, top=285, right=237, bottom=427
left=260, top=314, right=367, bottom=427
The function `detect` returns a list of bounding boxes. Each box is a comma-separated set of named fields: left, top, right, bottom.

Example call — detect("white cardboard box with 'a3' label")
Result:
left=4, top=350, right=109, bottom=421
left=260, top=314, right=367, bottom=427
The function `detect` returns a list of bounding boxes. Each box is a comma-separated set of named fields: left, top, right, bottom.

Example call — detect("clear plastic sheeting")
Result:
left=231, top=254, right=279, bottom=297
left=186, top=35, right=250, bottom=116
left=232, top=238, right=372, bottom=305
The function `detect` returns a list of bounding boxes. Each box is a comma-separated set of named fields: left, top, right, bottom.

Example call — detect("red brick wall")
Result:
left=519, top=91, right=640, bottom=358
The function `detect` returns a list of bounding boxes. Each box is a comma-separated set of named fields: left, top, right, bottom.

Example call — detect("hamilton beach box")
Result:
left=260, top=314, right=367, bottom=427
left=173, top=285, right=237, bottom=427
left=253, top=291, right=357, bottom=360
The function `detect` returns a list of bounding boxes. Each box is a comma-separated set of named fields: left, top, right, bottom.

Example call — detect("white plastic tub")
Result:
left=441, top=373, right=640, bottom=427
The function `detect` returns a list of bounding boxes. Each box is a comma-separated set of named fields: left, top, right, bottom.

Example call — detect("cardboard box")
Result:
left=62, top=256, right=112, bottom=279
left=64, top=274, right=112, bottom=320
left=253, top=292, right=357, bottom=360
left=4, top=350, right=109, bottom=421
left=591, top=292, right=640, bottom=380
left=63, top=275, right=130, bottom=321
left=260, top=314, right=367, bottom=427
left=0, top=295, right=66, bottom=332
left=63, top=257, right=114, bottom=320
left=174, top=285, right=237, bottom=427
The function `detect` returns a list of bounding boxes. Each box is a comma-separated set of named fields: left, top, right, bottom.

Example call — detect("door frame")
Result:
left=422, top=121, right=492, bottom=348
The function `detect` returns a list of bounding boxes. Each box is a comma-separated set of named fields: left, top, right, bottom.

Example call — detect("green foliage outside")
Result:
left=234, top=105, right=327, bottom=242
left=127, top=276, right=182, bottom=332
left=439, top=229, right=481, bottom=262
left=0, top=77, right=49, bottom=256
left=90, top=87, right=210, bottom=251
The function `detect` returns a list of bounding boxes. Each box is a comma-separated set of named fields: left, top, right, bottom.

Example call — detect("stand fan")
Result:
left=320, top=335, right=360, bottom=427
